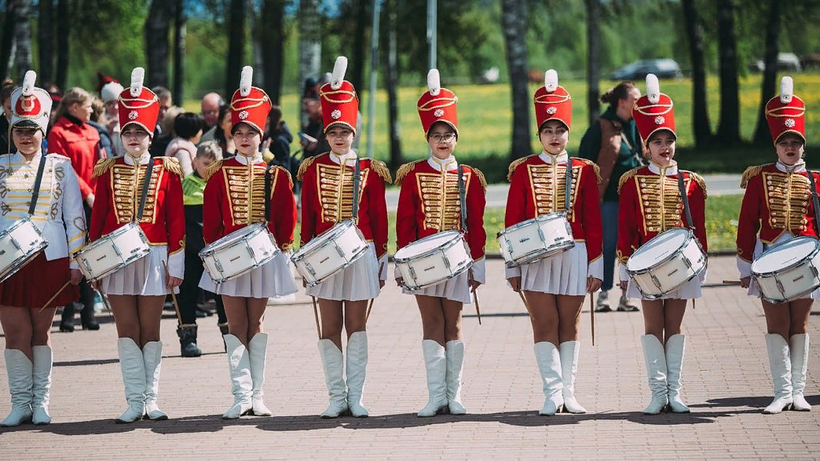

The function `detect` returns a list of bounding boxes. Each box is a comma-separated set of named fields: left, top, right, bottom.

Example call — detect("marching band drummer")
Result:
left=199, top=67, right=298, bottom=420
left=88, top=68, right=185, bottom=423
left=297, top=56, right=391, bottom=418
left=505, top=70, right=603, bottom=416
left=395, top=69, right=487, bottom=417
left=617, top=75, right=707, bottom=415
left=0, top=71, right=85, bottom=426
left=736, top=76, right=817, bottom=414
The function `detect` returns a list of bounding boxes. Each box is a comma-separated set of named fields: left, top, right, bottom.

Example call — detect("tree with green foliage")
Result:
left=502, top=0, right=531, bottom=160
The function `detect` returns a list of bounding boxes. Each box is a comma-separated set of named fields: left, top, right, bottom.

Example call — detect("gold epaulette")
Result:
left=617, top=167, right=641, bottom=193
left=161, top=156, right=183, bottom=178
left=394, top=159, right=425, bottom=186
left=576, top=158, right=603, bottom=184
left=296, top=155, right=320, bottom=181
left=685, top=170, right=708, bottom=199
left=369, top=159, right=393, bottom=184
left=270, top=165, right=294, bottom=193
left=92, top=158, right=117, bottom=178
left=463, top=164, right=488, bottom=191
left=202, top=159, right=224, bottom=182
left=507, top=154, right=537, bottom=182
left=740, top=164, right=768, bottom=189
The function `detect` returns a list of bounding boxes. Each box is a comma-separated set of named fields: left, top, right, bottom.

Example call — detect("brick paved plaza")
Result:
left=1, top=256, right=819, bottom=460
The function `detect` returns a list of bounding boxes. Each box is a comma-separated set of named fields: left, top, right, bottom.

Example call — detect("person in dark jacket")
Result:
left=1, top=83, right=17, bottom=154
left=88, top=97, right=114, bottom=158
left=578, top=81, right=643, bottom=313
left=265, top=105, right=300, bottom=192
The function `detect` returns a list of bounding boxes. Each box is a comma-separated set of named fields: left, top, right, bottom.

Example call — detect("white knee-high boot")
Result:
left=641, top=335, right=668, bottom=415
left=534, top=342, right=563, bottom=416
left=790, top=334, right=810, bottom=411
left=764, top=333, right=793, bottom=414
left=445, top=340, right=466, bottom=415
left=222, top=334, right=253, bottom=419
left=248, top=333, right=272, bottom=416
left=31, top=345, right=53, bottom=425
left=665, top=335, right=690, bottom=413
left=1, top=349, right=33, bottom=427
left=418, top=340, right=448, bottom=417
left=559, top=341, right=586, bottom=414
left=116, top=338, right=146, bottom=423
left=318, top=339, right=348, bottom=418
left=142, top=341, right=167, bottom=420
left=345, top=331, right=369, bottom=417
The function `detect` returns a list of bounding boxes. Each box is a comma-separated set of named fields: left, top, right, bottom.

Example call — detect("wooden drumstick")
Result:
left=722, top=280, right=743, bottom=285
left=469, top=272, right=482, bottom=325
left=39, top=281, right=71, bottom=312
left=589, top=294, right=595, bottom=346
left=162, top=261, right=183, bottom=326
left=366, top=298, right=375, bottom=322
left=311, top=296, right=322, bottom=339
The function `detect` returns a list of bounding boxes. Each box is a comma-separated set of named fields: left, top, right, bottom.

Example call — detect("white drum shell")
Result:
left=199, top=223, right=280, bottom=284
left=291, top=220, right=369, bottom=287
left=497, top=213, right=574, bottom=267
left=394, top=231, right=473, bottom=291
left=627, top=229, right=706, bottom=299
left=75, top=223, right=151, bottom=282
left=752, top=237, right=820, bottom=303
left=0, top=218, right=48, bottom=283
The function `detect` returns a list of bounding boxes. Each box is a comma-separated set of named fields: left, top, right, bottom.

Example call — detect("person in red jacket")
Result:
left=736, top=76, right=816, bottom=414
left=199, top=67, right=298, bottom=420
left=88, top=68, right=185, bottom=424
left=394, top=70, right=486, bottom=417
left=616, top=75, right=707, bottom=415
left=297, top=57, right=391, bottom=419
left=504, top=70, right=603, bottom=416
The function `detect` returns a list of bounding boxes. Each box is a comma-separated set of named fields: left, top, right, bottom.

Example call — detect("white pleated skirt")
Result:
left=306, top=242, right=381, bottom=301
left=403, top=270, right=472, bottom=304
left=101, top=245, right=178, bottom=296
left=626, top=270, right=705, bottom=300
left=199, top=251, right=298, bottom=299
left=519, top=243, right=588, bottom=296
left=747, top=234, right=820, bottom=300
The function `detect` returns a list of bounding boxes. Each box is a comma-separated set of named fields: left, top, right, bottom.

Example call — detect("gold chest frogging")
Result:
left=317, top=162, right=368, bottom=223
left=0, top=160, right=62, bottom=221
left=762, top=171, right=810, bottom=233
left=415, top=170, right=471, bottom=232
left=223, top=164, right=269, bottom=226
left=527, top=163, right=581, bottom=219
left=635, top=174, right=687, bottom=233
left=111, top=163, right=163, bottom=224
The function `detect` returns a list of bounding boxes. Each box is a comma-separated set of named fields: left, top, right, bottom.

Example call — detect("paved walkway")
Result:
left=1, top=255, right=818, bottom=460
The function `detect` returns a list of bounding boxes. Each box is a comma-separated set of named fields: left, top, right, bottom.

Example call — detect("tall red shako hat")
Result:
left=118, top=67, right=160, bottom=137
left=230, top=66, right=271, bottom=135
left=417, top=69, right=458, bottom=138
left=10, top=70, right=52, bottom=135
left=320, top=56, right=358, bottom=134
left=632, top=74, right=675, bottom=143
left=765, top=76, right=806, bottom=145
left=533, top=69, right=572, bottom=131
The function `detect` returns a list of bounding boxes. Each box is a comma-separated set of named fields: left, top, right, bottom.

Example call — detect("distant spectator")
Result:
left=265, top=105, right=299, bottom=191
left=150, top=86, right=173, bottom=156
left=213, top=104, right=235, bottom=157
left=44, top=82, right=62, bottom=129
left=197, top=92, right=223, bottom=144
left=97, top=72, right=124, bottom=156
left=165, top=112, right=205, bottom=176
left=1, top=82, right=17, bottom=153
left=87, top=97, right=114, bottom=158
left=152, top=105, right=184, bottom=158
left=301, top=78, right=329, bottom=158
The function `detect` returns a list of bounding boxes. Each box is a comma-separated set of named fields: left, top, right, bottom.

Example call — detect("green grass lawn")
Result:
left=292, top=194, right=742, bottom=256
left=185, top=72, right=820, bottom=180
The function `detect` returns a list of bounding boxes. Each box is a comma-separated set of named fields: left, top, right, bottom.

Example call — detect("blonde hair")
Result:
left=196, top=140, right=222, bottom=161
left=90, top=97, right=106, bottom=122
left=53, top=87, right=92, bottom=121
left=159, top=106, right=185, bottom=139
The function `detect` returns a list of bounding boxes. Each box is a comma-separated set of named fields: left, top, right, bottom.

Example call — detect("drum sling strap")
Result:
left=564, top=160, right=573, bottom=214
left=350, top=159, right=361, bottom=221
left=677, top=171, right=695, bottom=230
left=136, top=160, right=154, bottom=222
left=264, top=164, right=272, bottom=223
left=27, top=154, right=48, bottom=216
left=456, top=161, right=467, bottom=231
left=806, top=168, right=820, bottom=235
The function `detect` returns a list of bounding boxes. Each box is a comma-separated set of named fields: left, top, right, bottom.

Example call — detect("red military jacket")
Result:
left=505, top=152, right=604, bottom=266
left=736, top=162, right=819, bottom=265
left=89, top=154, right=185, bottom=276
left=202, top=154, right=296, bottom=251
left=297, top=152, right=392, bottom=259
left=395, top=156, right=487, bottom=261
left=616, top=163, right=708, bottom=264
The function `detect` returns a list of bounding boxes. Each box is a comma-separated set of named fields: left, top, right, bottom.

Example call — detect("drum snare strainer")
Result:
left=752, top=237, right=820, bottom=303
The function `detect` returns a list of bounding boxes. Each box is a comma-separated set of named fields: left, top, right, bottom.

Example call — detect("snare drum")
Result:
left=199, top=222, right=280, bottom=284
left=291, top=220, right=369, bottom=287
left=394, top=231, right=473, bottom=291
left=497, top=213, right=575, bottom=267
left=74, top=222, right=151, bottom=282
left=0, top=217, right=48, bottom=283
left=752, top=237, right=820, bottom=303
left=626, top=228, right=706, bottom=299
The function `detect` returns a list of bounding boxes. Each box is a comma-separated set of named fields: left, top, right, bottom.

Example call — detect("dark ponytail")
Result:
left=600, top=81, right=637, bottom=109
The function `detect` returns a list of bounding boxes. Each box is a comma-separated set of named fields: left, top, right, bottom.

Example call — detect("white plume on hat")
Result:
left=330, top=56, right=348, bottom=90
left=646, top=74, right=660, bottom=104
left=779, top=76, right=793, bottom=104
left=22, top=71, right=36, bottom=96
left=129, top=67, right=145, bottom=98
left=544, top=69, right=558, bottom=92
left=240, top=66, right=253, bottom=97
left=427, top=69, right=441, bottom=96
left=10, top=70, right=52, bottom=135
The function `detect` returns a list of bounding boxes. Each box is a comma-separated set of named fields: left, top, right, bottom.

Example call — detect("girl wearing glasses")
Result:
left=394, top=69, right=486, bottom=417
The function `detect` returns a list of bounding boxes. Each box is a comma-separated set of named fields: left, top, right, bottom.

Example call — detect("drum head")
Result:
left=753, top=237, right=820, bottom=275
left=395, top=231, right=460, bottom=259
left=627, top=228, right=690, bottom=272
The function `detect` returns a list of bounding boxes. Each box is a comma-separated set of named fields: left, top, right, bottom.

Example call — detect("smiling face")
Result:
left=232, top=123, right=261, bottom=157
left=647, top=130, right=676, bottom=167
left=326, top=126, right=354, bottom=155
left=12, top=127, right=42, bottom=156
left=775, top=134, right=805, bottom=165
left=539, top=120, right=569, bottom=155
left=121, top=125, right=151, bottom=156
left=427, top=122, right=458, bottom=159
